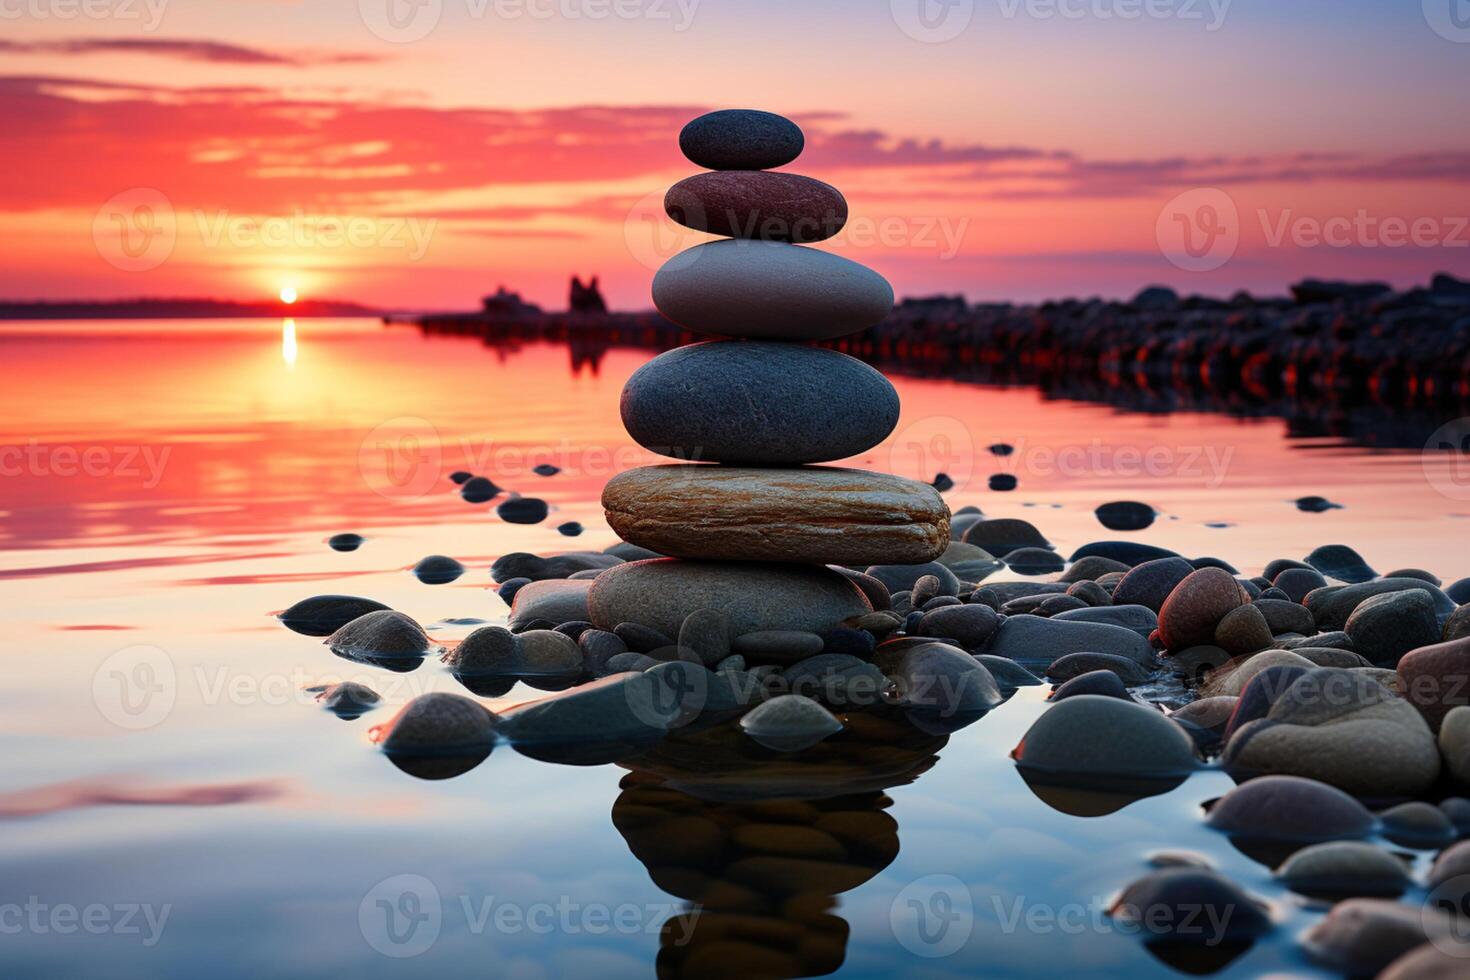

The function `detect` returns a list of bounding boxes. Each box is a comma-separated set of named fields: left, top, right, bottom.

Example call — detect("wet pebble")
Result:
left=731, top=630, right=826, bottom=664
left=1050, top=669, right=1130, bottom=702
left=327, top=532, right=364, bottom=552
left=1296, top=495, right=1343, bottom=513
left=1276, top=841, right=1411, bottom=898
left=1013, top=695, right=1198, bottom=782
left=1005, top=547, right=1064, bottom=576
left=1344, top=588, right=1439, bottom=665
left=412, top=554, right=465, bottom=585
left=460, top=476, right=501, bottom=503
left=309, top=681, right=380, bottom=718
left=328, top=610, right=435, bottom=661
left=498, top=497, right=549, bottom=524
left=556, top=521, right=584, bottom=537
left=679, top=608, right=731, bottom=667
left=497, top=577, right=532, bottom=604
left=449, top=471, right=472, bottom=485
left=1306, top=543, right=1377, bottom=583
left=988, top=474, right=1017, bottom=491
left=278, top=594, right=391, bottom=637
left=1094, top=500, right=1156, bottom=531
left=1046, top=652, right=1151, bottom=685
left=739, top=695, right=843, bottom=752
left=533, top=463, right=560, bottom=476
left=1206, top=774, right=1375, bottom=843
left=1303, top=899, right=1455, bottom=976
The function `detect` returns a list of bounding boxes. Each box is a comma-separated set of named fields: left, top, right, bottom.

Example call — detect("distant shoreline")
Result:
left=0, top=299, right=383, bottom=320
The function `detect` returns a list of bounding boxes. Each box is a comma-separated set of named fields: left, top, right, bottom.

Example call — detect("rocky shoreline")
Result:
left=404, top=275, right=1470, bottom=450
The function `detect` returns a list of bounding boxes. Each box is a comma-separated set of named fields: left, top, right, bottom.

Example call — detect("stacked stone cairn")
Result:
left=587, top=109, right=952, bottom=675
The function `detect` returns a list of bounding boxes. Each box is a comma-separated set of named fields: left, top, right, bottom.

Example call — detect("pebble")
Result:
left=497, top=497, right=549, bottom=524
left=1107, top=869, right=1270, bottom=945
left=1213, top=603, right=1274, bottom=656
left=327, top=532, right=364, bottom=552
left=1157, top=567, right=1247, bottom=649
left=449, top=471, right=472, bottom=484
left=1222, top=668, right=1440, bottom=796
left=614, top=621, right=676, bottom=654
left=909, top=574, right=941, bottom=609
left=602, top=465, right=948, bottom=565
left=959, top=518, right=1051, bottom=557
left=1380, top=942, right=1470, bottom=979
left=493, top=551, right=623, bottom=583
left=1427, top=840, right=1470, bottom=911
left=1378, top=801, right=1456, bottom=849
left=989, top=443, right=1015, bottom=456
left=988, top=474, right=1017, bottom=492
left=665, top=171, right=847, bottom=243
left=499, top=673, right=682, bottom=764
left=507, top=579, right=592, bottom=630
left=818, top=627, right=876, bottom=658
left=1220, top=663, right=1312, bottom=739
left=1296, top=495, right=1342, bottom=513
left=309, top=681, right=380, bottom=718
left=1444, top=603, right=1470, bottom=642
left=328, top=610, right=435, bottom=662
left=621, top=342, right=899, bottom=464
left=1069, top=541, right=1181, bottom=565
left=652, top=239, right=893, bottom=341
left=739, top=695, right=843, bottom=751
left=1207, top=774, right=1375, bottom=843
left=604, top=651, right=658, bottom=674
left=1013, top=695, right=1198, bottom=782
left=679, top=109, right=804, bottom=171
left=1311, top=577, right=1457, bottom=631
left=1170, top=696, right=1238, bottom=739
left=1345, top=588, right=1440, bottom=665
left=1303, top=899, right=1455, bottom=977
left=1386, top=567, right=1441, bottom=586
left=533, top=463, right=560, bottom=476
left=377, top=692, right=497, bottom=778
left=1050, top=670, right=1130, bottom=702
left=1305, top=543, right=1377, bottom=583
left=781, top=654, right=886, bottom=708
left=1094, top=500, right=1156, bottom=531
left=578, top=629, right=627, bottom=675
left=1276, top=841, right=1411, bottom=898
left=1438, top=706, right=1470, bottom=783
left=731, top=630, right=827, bottom=664
left=1449, top=577, right=1470, bottom=604
left=412, top=554, right=465, bottom=585
left=883, top=642, right=1002, bottom=717
left=1052, top=604, right=1157, bottom=638
left=1064, top=580, right=1111, bottom=607
left=864, top=562, right=959, bottom=598
left=833, top=567, right=891, bottom=611
left=916, top=604, right=1000, bottom=649
left=1253, top=598, right=1315, bottom=636
left=605, top=541, right=662, bottom=562
left=1278, top=630, right=1354, bottom=651
left=1274, top=566, right=1328, bottom=602
left=931, top=472, right=954, bottom=492
left=460, top=476, right=501, bottom=503
left=278, top=594, right=390, bottom=637
left=1045, top=652, right=1150, bottom=685
left=1111, top=557, right=1196, bottom=612
left=986, top=615, right=1156, bottom=668
left=1060, top=555, right=1132, bottom=582
left=556, top=521, right=584, bottom=537
left=1005, top=547, right=1064, bottom=576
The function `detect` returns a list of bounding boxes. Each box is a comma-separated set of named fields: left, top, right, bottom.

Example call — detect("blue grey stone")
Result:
left=621, top=342, right=899, bottom=465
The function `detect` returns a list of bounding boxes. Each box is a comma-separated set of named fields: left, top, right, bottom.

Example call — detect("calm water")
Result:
left=2, top=318, right=1467, bottom=979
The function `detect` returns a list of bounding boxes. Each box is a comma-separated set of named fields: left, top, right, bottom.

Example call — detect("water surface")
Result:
left=1, top=318, right=1465, bottom=978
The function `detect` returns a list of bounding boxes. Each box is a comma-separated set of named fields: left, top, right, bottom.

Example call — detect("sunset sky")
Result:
left=4, top=0, right=1469, bottom=309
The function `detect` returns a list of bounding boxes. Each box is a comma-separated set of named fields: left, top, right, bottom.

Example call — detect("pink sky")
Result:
left=2, top=1, right=1468, bottom=309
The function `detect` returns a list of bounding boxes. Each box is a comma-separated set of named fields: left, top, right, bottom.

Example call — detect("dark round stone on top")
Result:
left=679, top=109, right=803, bottom=171
left=461, top=476, right=501, bottom=503
left=498, top=497, right=549, bottom=525
left=1095, top=500, right=1156, bottom=531
left=328, top=532, right=364, bottom=552
left=664, top=171, right=847, bottom=243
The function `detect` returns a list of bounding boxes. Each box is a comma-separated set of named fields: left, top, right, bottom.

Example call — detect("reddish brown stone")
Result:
left=1398, top=636, right=1470, bottom=730
left=665, top=171, right=847, bottom=243
left=1158, top=567, right=1247, bottom=650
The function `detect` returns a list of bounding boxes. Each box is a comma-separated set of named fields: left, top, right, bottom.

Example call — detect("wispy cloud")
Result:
left=0, top=37, right=389, bottom=67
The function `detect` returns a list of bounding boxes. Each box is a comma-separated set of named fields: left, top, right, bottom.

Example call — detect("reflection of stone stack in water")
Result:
left=588, top=109, right=949, bottom=637
left=613, top=711, right=944, bottom=979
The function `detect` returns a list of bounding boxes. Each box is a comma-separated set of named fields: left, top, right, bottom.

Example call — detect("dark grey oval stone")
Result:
left=679, top=109, right=803, bottom=171
left=621, top=342, right=899, bottom=464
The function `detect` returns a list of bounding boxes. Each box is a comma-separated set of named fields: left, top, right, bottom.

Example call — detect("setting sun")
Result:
left=279, top=285, right=298, bottom=305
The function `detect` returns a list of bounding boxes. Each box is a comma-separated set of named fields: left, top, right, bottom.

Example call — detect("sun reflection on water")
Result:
left=281, top=319, right=298, bottom=369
